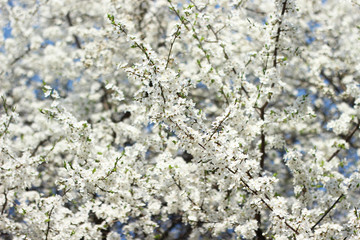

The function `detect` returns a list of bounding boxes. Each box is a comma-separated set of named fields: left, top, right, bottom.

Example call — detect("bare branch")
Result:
left=66, top=12, right=82, bottom=49
left=311, top=194, right=345, bottom=231
left=45, top=206, right=55, bottom=240
left=165, top=25, right=181, bottom=69
left=327, top=121, right=359, bottom=162
left=1, top=191, right=8, bottom=215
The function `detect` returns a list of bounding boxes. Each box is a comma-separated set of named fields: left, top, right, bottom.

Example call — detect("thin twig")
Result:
left=66, top=12, right=82, bottom=49
left=165, top=26, right=181, bottom=69
left=1, top=191, right=8, bottom=215
left=239, top=177, right=299, bottom=235
left=254, top=3, right=288, bottom=236
left=169, top=2, right=190, bottom=31
left=169, top=1, right=210, bottom=64
left=30, top=137, right=50, bottom=157
left=311, top=194, right=345, bottom=231
left=171, top=175, right=199, bottom=208
left=327, top=121, right=359, bottom=162
left=0, top=115, right=12, bottom=138
left=189, top=0, right=207, bottom=12
left=11, top=47, right=31, bottom=65
left=207, top=110, right=231, bottom=143
left=244, top=7, right=267, bottom=15
left=273, top=0, right=287, bottom=68
left=45, top=206, right=55, bottom=240
left=109, top=16, right=168, bottom=104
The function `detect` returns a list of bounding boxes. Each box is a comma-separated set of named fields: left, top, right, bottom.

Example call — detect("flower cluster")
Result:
left=1, top=0, right=360, bottom=239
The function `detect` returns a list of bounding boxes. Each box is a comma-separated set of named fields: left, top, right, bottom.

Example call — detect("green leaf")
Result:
left=337, top=143, right=345, bottom=149
left=107, top=14, right=114, bottom=22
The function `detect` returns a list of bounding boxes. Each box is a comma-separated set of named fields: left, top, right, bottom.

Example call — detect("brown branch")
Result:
left=1, top=191, right=8, bottom=215
left=208, top=24, right=250, bottom=98
left=11, top=47, right=31, bottom=65
left=0, top=115, right=12, bottom=138
left=95, top=184, right=118, bottom=194
left=66, top=12, right=82, bottom=49
left=109, top=16, right=168, bottom=104
left=257, top=0, right=288, bottom=170
left=237, top=176, right=299, bottom=235
left=169, top=1, right=210, bottom=64
left=207, top=110, right=231, bottom=143
left=171, top=175, right=199, bottom=208
left=189, top=0, right=207, bottom=12
left=241, top=85, right=250, bottom=98
left=225, top=166, right=237, bottom=174
left=169, top=118, right=195, bottom=141
left=311, top=194, right=345, bottom=232
left=45, top=206, right=55, bottom=240
left=208, top=24, right=226, bottom=42
left=255, top=212, right=267, bottom=240
left=165, top=25, right=181, bottom=69
left=244, top=7, right=267, bottom=15
left=259, top=100, right=268, bottom=169
left=320, top=69, right=342, bottom=94
left=273, top=0, right=287, bottom=68
left=158, top=82, right=167, bottom=104
left=99, top=153, right=125, bottom=180
left=30, top=137, right=51, bottom=157
left=327, top=121, right=359, bottom=162
left=169, top=2, right=190, bottom=31
left=260, top=130, right=266, bottom=169
left=156, top=215, right=184, bottom=240
left=0, top=97, right=14, bottom=137
left=198, top=143, right=206, bottom=150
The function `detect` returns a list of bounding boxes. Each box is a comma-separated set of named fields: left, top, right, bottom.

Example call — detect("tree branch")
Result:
left=207, top=110, right=231, bottom=143
left=273, top=0, right=287, bottom=68
left=1, top=191, right=8, bottom=215
left=66, top=12, right=82, bottom=49
left=45, top=206, right=55, bottom=240
left=311, top=194, right=345, bottom=232
left=165, top=25, right=181, bottom=69
left=327, top=121, right=359, bottom=162
left=30, top=137, right=51, bottom=157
